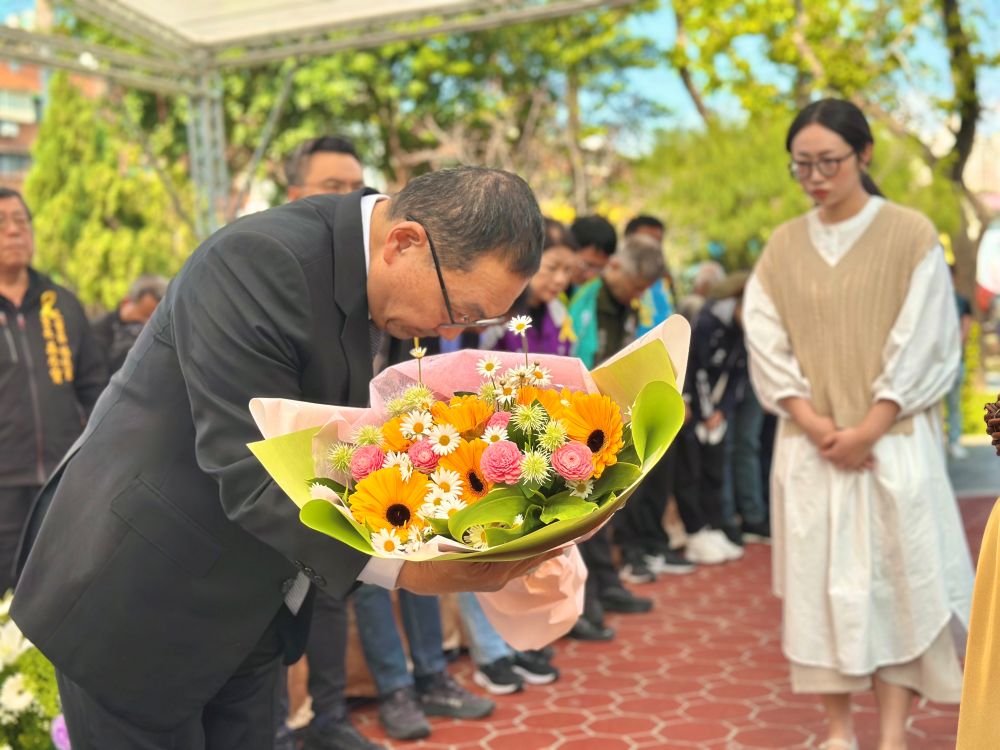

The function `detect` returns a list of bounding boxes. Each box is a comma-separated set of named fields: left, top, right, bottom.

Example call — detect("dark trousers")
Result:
left=614, top=451, right=674, bottom=562
left=578, top=526, right=622, bottom=625
left=0, top=484, right=38, bottom=594
left=58, top=613, right=284, bottom=750
left=673, top=424, right=726, bottom=533
left=277, top=589, right=349, bottom=726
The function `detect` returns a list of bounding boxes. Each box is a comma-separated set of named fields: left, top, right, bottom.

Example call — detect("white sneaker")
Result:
left=684, top=530, right=728, bottom=565
left=707, top=530, right=745, bottom=561
left=948, top=443, right=969, bottom=460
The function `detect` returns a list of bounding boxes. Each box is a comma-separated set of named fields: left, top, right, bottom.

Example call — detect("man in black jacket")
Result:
left=12, top=167, right=547, bottom=749
left=0, top=187, right=107, bottom=594
left=90, top=274, right=169, bottom=374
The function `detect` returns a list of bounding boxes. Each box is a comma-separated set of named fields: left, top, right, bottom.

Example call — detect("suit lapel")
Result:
left=331, top=188, right=380, bottom=406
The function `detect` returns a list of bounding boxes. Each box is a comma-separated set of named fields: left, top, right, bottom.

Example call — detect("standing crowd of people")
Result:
left=0, top=98, right=978, bottom=750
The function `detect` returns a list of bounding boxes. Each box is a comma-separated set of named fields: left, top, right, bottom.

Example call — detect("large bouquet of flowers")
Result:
left=250, top=317, right=688, bottom=561
left=0, top=595, right=68, bottom=750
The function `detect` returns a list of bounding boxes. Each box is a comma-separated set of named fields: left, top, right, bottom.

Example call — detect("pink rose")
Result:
left=408, top=439, right=439, bottom=473
left=350, top=445, right=386, bottom=482
left=480, top=440, right=522, bottom=484
left=488, top=411, right=511, bottom=429
left=551, top=442, right=594, bottom=482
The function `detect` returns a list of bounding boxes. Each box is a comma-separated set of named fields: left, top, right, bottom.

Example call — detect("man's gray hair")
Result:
left=128, top=275, right=169, bottom=302
left=387, top=166, right=544, bottom=277
left=693, top=261, right=725, bottom=295
left=616, top=234, right=666, bottom=283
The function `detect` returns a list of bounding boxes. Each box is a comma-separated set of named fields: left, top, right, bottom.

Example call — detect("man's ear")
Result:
left=381, top=220, right=426, bottom=265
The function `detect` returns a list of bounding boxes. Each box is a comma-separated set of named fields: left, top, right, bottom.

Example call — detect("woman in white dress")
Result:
left=744, top=98, right=973, bottom=750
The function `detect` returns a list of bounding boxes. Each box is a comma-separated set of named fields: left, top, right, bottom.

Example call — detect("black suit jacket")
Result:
left=11, top=190, right=378, bottom=729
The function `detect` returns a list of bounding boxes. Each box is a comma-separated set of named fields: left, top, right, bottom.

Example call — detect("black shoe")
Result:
left=442, top=646, right=463, bottom=663
left=568, top=616, right=615, bottom=641
left=303, top=718, right=386, bottom=750
left=416, top=671, right=495, bottom=719
left=377, top=686, right=431, bottom=741
left=512, top=650, right=559, bottom=685
left=644, top=549, right=696, bottom=575
left=538, top=645, right=556, bottom=660
left=722, top=523, right=745, bottom=547
left=741, top=519, right=772, bottom=544
left=600, top=586, right=653, bottom=614
left=620, top=556, right=656, bottom=584
left=473, top=656, right=524, bottom=695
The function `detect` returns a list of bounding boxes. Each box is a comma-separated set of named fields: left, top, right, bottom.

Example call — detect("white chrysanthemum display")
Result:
left=568, top=479, right=595, bottom=499
left=507, top=315, right=532, bottom=335
left=481, top=426, right=509, bottom=444
left=400, top=410, right=433, bottom=440
left=0, top=673, right=34, bottom=715
left=476, top=355, right=503, bottom=378
left=0, top=621, right=30, bottom=670
left=428, top=423, right=461, bottom=456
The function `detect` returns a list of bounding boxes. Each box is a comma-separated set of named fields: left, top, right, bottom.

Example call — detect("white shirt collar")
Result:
left=360, top=193, right=389, bottom=275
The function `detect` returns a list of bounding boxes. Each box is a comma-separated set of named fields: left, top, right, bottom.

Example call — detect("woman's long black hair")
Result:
left=786, top=98, right=884, bottom=197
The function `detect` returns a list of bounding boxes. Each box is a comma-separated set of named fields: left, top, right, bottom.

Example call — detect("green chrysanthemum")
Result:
left=538, top=419, right=568, bottom=452
left=386, top=397, right=409, bottom=417
left=402, top=384, right=436, bottom=411
left=353, top=425, right=385, bottom=447
left=512, top=403, right=547, bottom=433
left=327, top=443, right=356, bottom=474
left=520, top=449, right=551, bottom=484
left=478, top=382, right=499, bottom=403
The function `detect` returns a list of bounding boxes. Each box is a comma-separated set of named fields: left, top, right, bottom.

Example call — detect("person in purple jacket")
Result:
left=483, top=218, right=578, bottom=355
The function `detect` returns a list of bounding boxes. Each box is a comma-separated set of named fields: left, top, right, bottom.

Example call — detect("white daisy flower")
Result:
left=371, top=528, right=405, bottom=556
left=441, top=497, right=467, bottom=518
left=463, top=524, right=489, bottom=550
left=481, top=425, right=509, bottom=444
left=477, top=355, right=503, bottom=379
left=400, top=410, right=433, bottom=440
left=512, top=513, right=525, bottom=527
left=507, top=315, right=533, bottom=335
left=568, top=479, right=595, bottom=499
left=428, top=423, right=461, bottom=455
left=309, top=482, right=341, bottom=504
left=507, top=365, right=534, bottom=383
left=430, top=468, right=464, bottom=498
left=384, top=451, right=413, bottom=481
left=496, top=380, right=518, bottom=407
left=410, top=346, right=427, bottom=359
left=419, top=501, right=443, bottom=520
left=529, top=363, right=552, bottom=386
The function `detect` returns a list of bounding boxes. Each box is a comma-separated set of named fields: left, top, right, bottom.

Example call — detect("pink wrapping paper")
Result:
left=475, top=546, right=587, bottom=649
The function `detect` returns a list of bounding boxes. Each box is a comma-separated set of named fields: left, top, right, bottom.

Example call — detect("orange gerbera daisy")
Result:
left=381, top=416, right=413, bottom=453
left=438, top=439, right=494, bottom=504
left=517, top=385, right=568, bottom=420
left=431, top=395, right=494, bottom=440
left=349, top=467, right=429, bottom=542
left=561, top=392, right=624, bottom=479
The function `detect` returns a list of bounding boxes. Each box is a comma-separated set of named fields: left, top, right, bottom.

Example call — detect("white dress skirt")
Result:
left=744, top=198, right=974, bottom=701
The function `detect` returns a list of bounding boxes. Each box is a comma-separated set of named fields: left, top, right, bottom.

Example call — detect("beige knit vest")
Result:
left=755, top=202, right=938, bottom=436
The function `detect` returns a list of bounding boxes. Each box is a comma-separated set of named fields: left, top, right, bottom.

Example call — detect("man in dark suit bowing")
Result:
left=11, top=166, right=547, bottom=749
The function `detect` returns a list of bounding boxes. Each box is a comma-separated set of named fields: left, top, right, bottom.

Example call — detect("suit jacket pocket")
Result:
left=110, top=478, right=221, bottom=577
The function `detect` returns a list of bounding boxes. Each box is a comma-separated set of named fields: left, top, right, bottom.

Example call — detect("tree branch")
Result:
left=674, top=8, right=712, bottom=125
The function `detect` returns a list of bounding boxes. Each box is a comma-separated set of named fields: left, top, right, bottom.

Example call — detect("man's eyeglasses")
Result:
left=405, top=214, right=507, bottom=332
left=788, top=151, right=856, bottom=180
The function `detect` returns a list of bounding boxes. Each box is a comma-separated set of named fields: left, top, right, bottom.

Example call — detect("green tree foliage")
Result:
left=23, top=73, right=196, bottom=310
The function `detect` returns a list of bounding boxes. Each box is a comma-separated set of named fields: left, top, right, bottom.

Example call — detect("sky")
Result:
left=624, top=2, right=1000, bottom=140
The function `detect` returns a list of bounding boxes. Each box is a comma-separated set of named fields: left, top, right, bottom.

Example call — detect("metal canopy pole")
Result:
left=186, top=68, right=229, bottom=237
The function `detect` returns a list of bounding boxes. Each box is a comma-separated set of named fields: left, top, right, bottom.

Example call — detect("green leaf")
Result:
left=300, top=500, right=373, bottom=554
left=448, top=493, right=532, bottom=541
left=631, top=380, right=685, bottom=470
left=590, top=462, right=641, bottom=498
left=429, top=517, right=450, bottom=536
left=539, top=491, right=599, bottom=523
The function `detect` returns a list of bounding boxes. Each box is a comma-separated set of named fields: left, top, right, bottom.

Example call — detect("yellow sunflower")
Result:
left=381, top=416, right=413, bottom=453
left=517, top=385, right=568, bottom=420
left=439, top=439, right=494, bottom=504
left=349, top=467, right=429, bottom=542
left=431, top=395, right=494, bottom=440
left=561, top=392, right=624, bottom=479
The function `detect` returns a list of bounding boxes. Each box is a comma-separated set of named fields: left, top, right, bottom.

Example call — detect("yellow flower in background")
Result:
left=439, top=439, right=494, bottom=504
left=432, top=395, right=494, bottom=440
left=561, top=392, right=624, bottom=479
left=381, top=416, right=413, bottom=453
left=350, top=467, right=429, bottom=542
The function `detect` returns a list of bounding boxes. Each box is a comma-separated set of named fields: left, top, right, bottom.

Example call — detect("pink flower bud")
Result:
left=350, top=445, right=386, bottom=482
left=551, top=442, right=594, bottom=482
left=408, top=439, right=439, bottom=473
left=488, top=411, right=512, bottom=429
left=480, top=440, right=522, bottom=485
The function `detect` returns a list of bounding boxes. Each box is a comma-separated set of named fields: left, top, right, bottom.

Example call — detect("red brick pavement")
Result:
left=351, top=497, right=995, bottom=749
